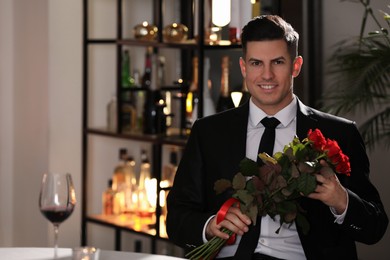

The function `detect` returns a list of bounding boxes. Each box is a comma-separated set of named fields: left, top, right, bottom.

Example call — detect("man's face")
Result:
left=239, top=39, right=303, bottom=115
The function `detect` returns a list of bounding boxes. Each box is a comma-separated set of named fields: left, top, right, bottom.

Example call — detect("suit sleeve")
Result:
left=166, top=120, right=213, bottom=249
left=338, top=123, right=388, bottom=244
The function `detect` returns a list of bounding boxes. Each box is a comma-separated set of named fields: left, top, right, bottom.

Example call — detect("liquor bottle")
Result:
left=186, top=56, right=199, bottom=128
left=120, top=50, right=137, bottom=133
left=141, top=47, right=167, bottom=135
left=143, top=90, right=166, bottom=134
left=121, top=99, right=137, bottom=133
left=203, top=56, right=216, bottom=117
left=102, top=179, right=115, bottom=215
left=137, top=149, right=154, bottom=217
left=216, top=55, right=234, bottom=112
left=161, top=149, right=178, bottom=188
left=107, top=94, right=117, bottom=132
left=133, top=68, right=144, bottom=132
left=124, top=156, right=137, bottom=213
left=141, top=47, right=153, bottom=89
left=239, top=79, right=251, bottom=106
left=122, top=50, right=134, bottom=87
left=112, top=148, right=129, bottom=214
left=158, top=56, right=166, bottom=86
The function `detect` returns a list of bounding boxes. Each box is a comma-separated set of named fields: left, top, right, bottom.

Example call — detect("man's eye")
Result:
left=251, top=61, right=261, bottom=66
left=274, top=60, right=284, bottom=65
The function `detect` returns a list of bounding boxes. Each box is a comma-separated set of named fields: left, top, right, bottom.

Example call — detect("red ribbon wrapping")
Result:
left=216, top=197, right=239, bottom=245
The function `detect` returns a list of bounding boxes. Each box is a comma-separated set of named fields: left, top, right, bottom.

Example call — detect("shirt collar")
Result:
left=249, top=96, right=297, bottom=128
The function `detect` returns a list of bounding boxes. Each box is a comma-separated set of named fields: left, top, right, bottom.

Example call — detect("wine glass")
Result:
left=39, top=172, right=76, bottom=258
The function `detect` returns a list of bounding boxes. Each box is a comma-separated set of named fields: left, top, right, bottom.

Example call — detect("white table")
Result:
left=0, top=247, right=185, bottom=260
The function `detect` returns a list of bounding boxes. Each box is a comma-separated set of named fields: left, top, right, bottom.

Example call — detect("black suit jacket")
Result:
left=166, top=99, right=388, bottom=259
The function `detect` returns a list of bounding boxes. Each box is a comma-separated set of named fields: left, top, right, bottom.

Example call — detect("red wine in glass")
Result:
left=39, top=173, right=76, bottom=259
left=40, top=206, right=74, bottom=224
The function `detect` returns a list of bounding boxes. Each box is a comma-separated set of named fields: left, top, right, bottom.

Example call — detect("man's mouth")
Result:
left=259, top=84, right=276, bottom=90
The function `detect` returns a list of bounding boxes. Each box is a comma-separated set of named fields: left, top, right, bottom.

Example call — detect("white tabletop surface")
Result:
left=0, top=247, right=185, bottom=260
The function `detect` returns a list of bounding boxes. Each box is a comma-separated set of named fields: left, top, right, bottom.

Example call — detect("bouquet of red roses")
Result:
left=186, top=129, right=351, bottom=260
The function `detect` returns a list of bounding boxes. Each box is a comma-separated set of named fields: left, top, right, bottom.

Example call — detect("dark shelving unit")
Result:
left=81, top=0, right=322, bottom=254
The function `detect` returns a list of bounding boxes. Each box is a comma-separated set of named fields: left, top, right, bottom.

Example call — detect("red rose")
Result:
left=307, top=129, right=326, bottom=151
left=324, top=139, right=341, bottom=158
left=335, top=153, right=351, bottom=176
left=328, top=152, right=342, bottom=165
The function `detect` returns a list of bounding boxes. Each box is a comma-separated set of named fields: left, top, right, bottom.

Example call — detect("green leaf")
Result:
left=235, top=189, right=254, bottom=206
left=250, top=176, right=265, bottom=193
left=246, top=176, right=259, bottom=194
left=232, top=172, right=246, bottom=190
left=283, top=146, right=294, bottom=160
left=296, top=212, right=310, bottom=235
left=277, top=154, right=292, bottom=175
left=214, top=179, right=231, bottom=194
left=239, top=158, right=258, bottom=176
left=258, top=153, right=278, bottom=164
left=281, top=188, right=293, bottom=197
left=297, top=161, right=317, bottom=174
left=297, top=172, right=317, bottom=196
left=276, top=200, right=297, bottom=215
left=248, top=205, right=258, bottom=226
left=284, top=211, right=297, bottom=223
left=291, top=163, right=300, bottom=178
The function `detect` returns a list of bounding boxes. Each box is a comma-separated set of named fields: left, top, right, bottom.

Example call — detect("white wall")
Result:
left=0, top=0, right=15, bottom=246
left=0, top=0, right=388, bottom=258
left=0, top=0, right=82, bottom=248
left=322, top=1, right=390, bottom=259
left=12, top=0, right=50, bottom=246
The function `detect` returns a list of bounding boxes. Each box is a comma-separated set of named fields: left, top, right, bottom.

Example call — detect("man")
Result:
left=166, top=15, right=388, bottom=259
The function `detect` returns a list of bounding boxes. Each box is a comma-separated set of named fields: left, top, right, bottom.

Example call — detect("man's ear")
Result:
left=239, top=57, right=246, bottom=78
left=292, top=56, right=303, bottom=78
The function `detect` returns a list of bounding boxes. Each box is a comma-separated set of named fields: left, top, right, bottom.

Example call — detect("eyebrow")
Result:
left=247, top=56, right=286, bottom=63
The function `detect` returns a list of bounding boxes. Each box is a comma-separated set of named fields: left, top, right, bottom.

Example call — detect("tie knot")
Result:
left=261, top=117, right=280, bottom=129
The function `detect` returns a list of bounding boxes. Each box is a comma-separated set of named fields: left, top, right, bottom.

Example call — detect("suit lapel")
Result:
left=296, top=99, right=318, bottom=139
left=227, top=102, right=249, bottom=178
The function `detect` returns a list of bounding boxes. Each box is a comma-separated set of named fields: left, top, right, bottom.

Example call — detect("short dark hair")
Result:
left=241, top=15, right=299, bottom=60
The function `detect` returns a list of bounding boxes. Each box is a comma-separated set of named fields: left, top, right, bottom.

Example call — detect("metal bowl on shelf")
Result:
left=163, top=23, right=188, bottom=43
left=133, top=21, right=158, bottom=41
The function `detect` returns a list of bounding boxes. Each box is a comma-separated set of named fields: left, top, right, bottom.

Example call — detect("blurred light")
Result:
left=231, top=91, right=243, bottom=107
left=212, top=0, right=231, bottom=27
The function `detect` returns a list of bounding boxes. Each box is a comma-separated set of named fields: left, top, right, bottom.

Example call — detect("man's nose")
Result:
left=261, top=65, right=274, bottom=80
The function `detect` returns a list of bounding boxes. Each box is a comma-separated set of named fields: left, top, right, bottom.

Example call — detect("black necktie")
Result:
left=257, top=117, right=280, bottom=163
left=234, top=117, right=280, bottom=259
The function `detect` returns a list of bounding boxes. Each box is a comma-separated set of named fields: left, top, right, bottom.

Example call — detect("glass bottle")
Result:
left=112, top=148, right=128, bottom=214
left=121, top=99, right=137, bottom=133
left=121, top=50, right=137, bottom=133
left=122, top=50, right=134, bottom=87
left=186, top=56, right=199, bottom=128
left=216, top=55, right=234, bottom=112
left=239, top=79, right=251, bottom=106
left=142, top=47, right=153, bottom=89
left=161, top=149, right=178, bottom=188
left=124, top=156, right=137, bottom=213
left=102, top=179, right=115, bottom=215
left=133, top=68, right=144, bottom=132
left=107, top=94, right=117, bottom=132
left=137, top=149, right=154, bottom=217
left=203, top=56, right=216, bottom=117
left=143, top=90, right=166, bottom=135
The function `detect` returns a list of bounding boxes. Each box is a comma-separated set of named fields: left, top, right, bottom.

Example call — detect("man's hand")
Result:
left=307, top=160, right=348, bottom=214
left=205, top=206, right=251, bottom=240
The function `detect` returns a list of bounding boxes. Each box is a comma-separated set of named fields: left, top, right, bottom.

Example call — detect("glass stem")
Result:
left=53, top=224, right=59, bottom=259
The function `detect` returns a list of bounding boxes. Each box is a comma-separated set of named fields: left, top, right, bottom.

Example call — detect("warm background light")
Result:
left=231, top=91, right=243, bottom=107
left=212, top=0, right=231, bottom=27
